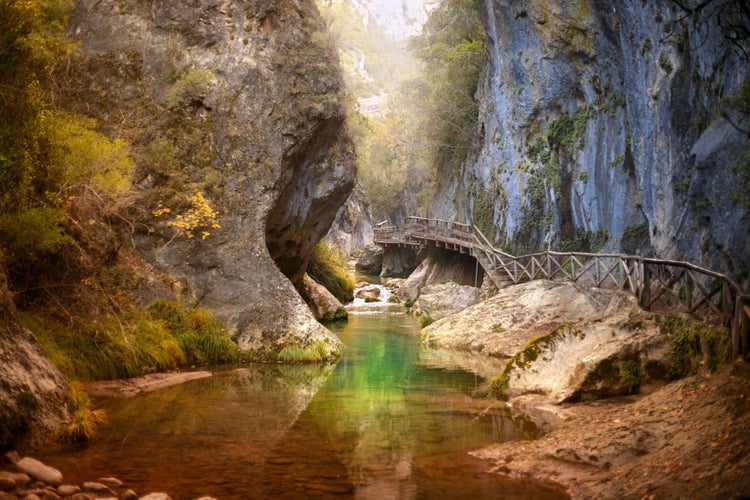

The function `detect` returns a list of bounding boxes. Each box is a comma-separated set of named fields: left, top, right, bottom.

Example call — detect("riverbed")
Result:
left=44, top=302, right=567, bottom=499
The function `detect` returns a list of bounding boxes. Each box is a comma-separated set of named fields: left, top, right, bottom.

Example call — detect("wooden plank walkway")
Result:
left=374, top=216, right=750, bottom=360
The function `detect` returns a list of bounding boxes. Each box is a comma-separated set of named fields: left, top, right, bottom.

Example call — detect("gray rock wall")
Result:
left=67, top=0, right=355, bottom=358
left=435, top=0, right=749, bottom=283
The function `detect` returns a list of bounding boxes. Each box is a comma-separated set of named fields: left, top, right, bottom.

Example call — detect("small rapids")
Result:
left=347, top=282, right=403, bottom=315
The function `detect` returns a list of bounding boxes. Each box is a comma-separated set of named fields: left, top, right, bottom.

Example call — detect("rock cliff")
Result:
left=433, top=0, right=749, bottom=283
left=0, top=258, right=69, bottom=451
left=67, top=0, right=355, bottom=358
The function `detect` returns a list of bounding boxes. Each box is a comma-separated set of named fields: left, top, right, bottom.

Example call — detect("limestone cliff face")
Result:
left=435, top=0, right=749, bottom=282
left=67, top=0, right=355, bottom=358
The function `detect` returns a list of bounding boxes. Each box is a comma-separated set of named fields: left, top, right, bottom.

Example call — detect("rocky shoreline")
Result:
left=0, top=452, right=185, bottom=500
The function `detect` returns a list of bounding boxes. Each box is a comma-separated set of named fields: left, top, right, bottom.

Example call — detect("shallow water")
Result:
left=45, top=308, right=566, bottom=499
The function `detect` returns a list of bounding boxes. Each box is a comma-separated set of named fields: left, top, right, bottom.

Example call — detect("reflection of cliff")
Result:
left=432, top=0, right=748, bottom=282
left=68, top=0, right=354, bottom=357
left=47, top=365, right=336, bottom=498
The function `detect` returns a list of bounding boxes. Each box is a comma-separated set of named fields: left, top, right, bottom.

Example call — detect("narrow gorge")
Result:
left=0, top=0, right=748, bottom=498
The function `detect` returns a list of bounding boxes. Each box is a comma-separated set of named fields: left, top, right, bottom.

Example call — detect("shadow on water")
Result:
left=45, top=312, right=568, bottom=499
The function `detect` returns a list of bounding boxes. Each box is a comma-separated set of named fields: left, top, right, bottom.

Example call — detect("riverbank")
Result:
left=83, top=371, right=213, bottom=398
left=473, top=364, right=750, bottom=498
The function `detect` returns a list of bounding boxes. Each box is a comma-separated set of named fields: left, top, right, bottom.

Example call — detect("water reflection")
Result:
left=46, top=313, right=566, bottom=499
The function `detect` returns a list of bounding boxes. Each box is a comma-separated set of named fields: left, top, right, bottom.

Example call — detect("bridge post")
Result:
left=639, top=262, right=651, bottom=309
left=733, top=296, right=750, bottom=360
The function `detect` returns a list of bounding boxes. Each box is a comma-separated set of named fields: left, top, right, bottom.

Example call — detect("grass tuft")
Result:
left=64, top=382, right=108, bottom=443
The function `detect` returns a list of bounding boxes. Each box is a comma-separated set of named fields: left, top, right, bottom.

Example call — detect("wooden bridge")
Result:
left=374, top=216, right=750, bottom=359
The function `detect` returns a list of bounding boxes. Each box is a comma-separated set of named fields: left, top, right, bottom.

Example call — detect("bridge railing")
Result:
left=373, top=216, right=750, bottom=358
left=405, top=216, right=475, bottom=245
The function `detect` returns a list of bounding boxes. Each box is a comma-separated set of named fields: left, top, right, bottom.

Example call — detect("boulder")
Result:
left=15, top=458, right=62, bottom=486
left=499, top=322, right=672, bottom=403
left=422, top=280, right=677, bottom=402
left=355, top=244, right=384, bottom=275
left=355, top=286, right=381, bottom=303
left=300, top=274, right=347, bottom=323
left=413, top=283, right=480, bottom=322
left=422, top=280, right=639, bottom=357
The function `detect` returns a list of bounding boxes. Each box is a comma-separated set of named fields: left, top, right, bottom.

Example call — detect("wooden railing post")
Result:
left=639, top=262, right=651, bottom=309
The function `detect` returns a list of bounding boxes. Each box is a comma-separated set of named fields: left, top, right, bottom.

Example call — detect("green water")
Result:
left=46, top=312, right=567, bottom=499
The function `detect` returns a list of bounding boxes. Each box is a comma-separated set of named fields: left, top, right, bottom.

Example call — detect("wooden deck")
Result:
left=374, top=216, right=750, bottom=359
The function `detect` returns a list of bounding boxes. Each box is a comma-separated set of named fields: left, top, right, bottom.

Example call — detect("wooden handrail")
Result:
left=373, top=216, right=750, bottom=359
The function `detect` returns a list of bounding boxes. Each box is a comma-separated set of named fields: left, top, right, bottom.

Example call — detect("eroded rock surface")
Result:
left=0, top=260, right=68, bottom=449
left=422, top=280, right=635, bottom=358
left=412, top=282, right=480, bottom=322
left=67, top=0, right=354, bottom=358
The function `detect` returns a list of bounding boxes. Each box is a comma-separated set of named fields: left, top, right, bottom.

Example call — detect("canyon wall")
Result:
left=67, top=0, right=355, bottom=358
left=434, top=0, right=748, bottom=283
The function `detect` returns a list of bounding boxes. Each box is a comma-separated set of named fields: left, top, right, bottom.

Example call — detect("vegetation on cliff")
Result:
left=0, top=0, right=238, bottom=392
left=320, top=0, right=484, bottom=221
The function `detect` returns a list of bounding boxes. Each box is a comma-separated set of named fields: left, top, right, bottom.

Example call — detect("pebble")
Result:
left=0, top=453, right=175, bottom=500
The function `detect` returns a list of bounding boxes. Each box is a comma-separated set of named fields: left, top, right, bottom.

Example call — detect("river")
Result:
left=45, top=292, right=567, bottom=499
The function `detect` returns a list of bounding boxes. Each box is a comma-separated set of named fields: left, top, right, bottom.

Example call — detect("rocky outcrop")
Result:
left=499, top=321, right=672, bottom=403
left=380, top=247, right=419, bottom=277
left=433, top=0, right=749, bottom=283
left=328, top=185, right=375, bottom=259
left=355, top=244, right=384, bottom=275
left=421, top=279, right=693, bottom=402
left=67, top=0, right=354, bottom=359
left=412, top=283, right=480, bottom=323
left=0, top=260, right=68, bottom=451
left=300, top=274, right=347, bottom=323
left=421, top=280, right=639, bottom=358
left=398, top=249, right=483, bottom=303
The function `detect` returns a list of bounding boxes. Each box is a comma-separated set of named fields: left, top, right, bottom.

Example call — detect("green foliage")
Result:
left=276, top=341, right=329, bottom=363
left=619, top=360, right=642, bottom=394
left=307, top=240, right=356, bottom=302
left=419, top=313, right=434, bottom=328
left=146, top=300, right=241, bottom=365
left=26, top=301, right=239, bottom=381
left=164, top=68, right=214, bottom=108
left=488, top=374, right=509, bottom=401
left=408, top=0, right=484, bottom=177
left=63, top=381, right=108, bottom=443
left=317, top=1, right=416, bottom=96
left=660, top=316, right=732, bottom=379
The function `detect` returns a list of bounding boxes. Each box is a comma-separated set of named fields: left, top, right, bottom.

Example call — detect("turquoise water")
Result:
left=46, top=312, right=567, bottom=499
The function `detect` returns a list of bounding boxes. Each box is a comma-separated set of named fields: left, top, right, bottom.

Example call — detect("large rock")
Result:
left=15, top=458, right=62, bottom=486
left=355, top=244, right=384, bottom=275
left=300, top=274, right=347, bottom=323
left=422, top=280, right=677, bottom=402
left=0, top=258, right=68, bottom=450
left=67, top=0, right=354, bottom=359
left=422, top=280, right=642, bottom=358
left=328, top=185, right=375, bottom=259
left=398, top=249, right=480, bottom=303
left=412, top=283, right=480, bottom=322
